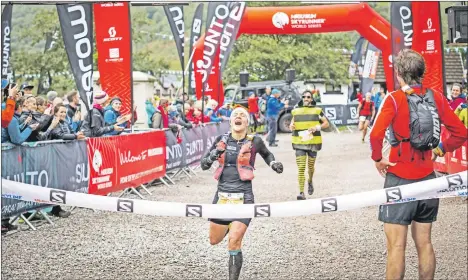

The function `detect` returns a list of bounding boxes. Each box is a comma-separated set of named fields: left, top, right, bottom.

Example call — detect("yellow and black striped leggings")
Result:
left=295, top=149, right=317, bottom=193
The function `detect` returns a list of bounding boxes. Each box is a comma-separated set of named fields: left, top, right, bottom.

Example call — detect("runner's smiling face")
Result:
left=230, top=109, right=249, bottom=133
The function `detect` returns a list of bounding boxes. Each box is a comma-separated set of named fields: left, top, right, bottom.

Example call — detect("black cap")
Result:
left=21, top=83, right=34, bottom=90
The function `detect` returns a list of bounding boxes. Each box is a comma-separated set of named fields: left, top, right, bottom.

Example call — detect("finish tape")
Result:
left=2, top=172, right=467, bottom=218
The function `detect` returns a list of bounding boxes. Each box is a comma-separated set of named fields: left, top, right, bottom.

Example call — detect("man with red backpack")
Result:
left=357, top=92, right=376, bottom=143
left=370, top=49, right=466, bottom=280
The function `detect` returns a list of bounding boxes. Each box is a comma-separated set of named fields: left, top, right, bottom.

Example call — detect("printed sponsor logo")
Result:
left=321, top=198, right=337, bottom=212
left=65, top=5, right=93, bottom=109
left=324, top=107, right=336, bottom=120
left=385, top=188, right=402, bottom=202
left=1, top=194, right=22, bottom=200
left=119, top=149, right=148, bottom=165
left=422, top=18, right=436, bottom=33
left=254, top=204, right=271, bottom=217
left=117, top=199, right=134, bottom=212
left=103, top=26, right=123, bottom=42
left=50, top=190, right=66, bottom=204
left=426, top=40, right=435, bottom=51
left=186, top=204, right=202, bottom=217
left=399, top=5, right=413, bottom=47
left=272, top=12, right=289, bottom=29
left=350, top=107, right=358, bottom=119
left=438, top=174, right=467, bottom=193
left=148, top=147, right=163, bottom=157
left=92, top=149, right=103, bottom=173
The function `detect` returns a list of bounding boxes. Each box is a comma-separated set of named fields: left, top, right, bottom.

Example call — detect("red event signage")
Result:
left=87, top=131, right=167, bottom=195
left=411, top=2, right=445, bottom=96
left=94, top=2, right=133, bottom=115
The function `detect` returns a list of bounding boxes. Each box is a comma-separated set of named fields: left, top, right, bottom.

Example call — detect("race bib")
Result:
left=217, top=192, right=244, bottom=205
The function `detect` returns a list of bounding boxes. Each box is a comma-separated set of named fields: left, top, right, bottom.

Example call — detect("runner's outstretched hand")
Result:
left=270, top=161, right=283, bottom=174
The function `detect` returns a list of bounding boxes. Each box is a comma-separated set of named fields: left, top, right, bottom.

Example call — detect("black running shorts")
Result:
left=209, top=191, right=254, bottom=227
left=378, top=172, right=439, bottom=225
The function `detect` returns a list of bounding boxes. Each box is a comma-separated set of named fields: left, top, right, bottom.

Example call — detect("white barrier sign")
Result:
left=2, top=172, right=467, bottom=219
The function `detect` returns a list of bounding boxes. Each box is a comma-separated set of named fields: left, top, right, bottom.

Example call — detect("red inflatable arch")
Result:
left=193, top=3, right=393, bottom=105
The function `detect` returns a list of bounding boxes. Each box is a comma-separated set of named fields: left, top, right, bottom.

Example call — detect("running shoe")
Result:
left=297, top=192, right=306, bottom=200
left=308, top=182, right=314, bottom=195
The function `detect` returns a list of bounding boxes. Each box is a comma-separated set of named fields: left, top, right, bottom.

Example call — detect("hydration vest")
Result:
left=213, top=133, right=255, bottom=181
left=388, top=87, right=441, bottom=155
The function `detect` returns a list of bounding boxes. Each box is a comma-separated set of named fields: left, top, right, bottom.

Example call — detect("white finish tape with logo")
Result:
left=2, top=172, right=467, bottom=218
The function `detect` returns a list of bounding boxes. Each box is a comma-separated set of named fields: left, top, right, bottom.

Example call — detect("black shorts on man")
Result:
left=379, top=172, right=439, bottom=225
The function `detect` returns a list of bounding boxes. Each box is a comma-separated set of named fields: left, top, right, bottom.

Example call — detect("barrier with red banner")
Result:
left=87, top=131, right=166, bottom=195
left=434, top=126, right=468, bottom=174
left=94, top=2, right=133, bottom=115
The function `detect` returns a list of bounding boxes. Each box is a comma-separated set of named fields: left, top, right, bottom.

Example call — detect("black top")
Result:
left=201, top=134, right=275, bottom=194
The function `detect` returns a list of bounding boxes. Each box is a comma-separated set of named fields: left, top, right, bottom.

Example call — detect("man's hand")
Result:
left=76, top=131, right=86, bottom=140
left=432, top=143, right=445, bottom=161
left=289, top=123, right=295, bottom=131
left=24, top=115, right=33, bottom=125
left=73, top=110, right=81, bottom=122
left=114, top=124, right=125, bottom=132
left=270, top=161, right=283, bottom=174
left=8, top=84, right=18, bottom=99
left=375, top=158, right=396, bottom=177
left=29, top=123, right=40, bottom=131
left=50, top=117, right=60, bottom=129
left=308, top=125, right=321, bottom=133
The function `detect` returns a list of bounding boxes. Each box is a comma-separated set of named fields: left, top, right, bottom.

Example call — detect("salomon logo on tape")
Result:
left=385, top=188, right=402, bottom=202
left=321, top=198, right=337, bottom=212
left=446, top=174, right=464, bottom=188
left=186, top=205, right=202, bottom=217
left=117, top=199, right=134, bottom=212
left=50, top=190, right=66, bottom=204
left=254, top=204, right=271, bottom=217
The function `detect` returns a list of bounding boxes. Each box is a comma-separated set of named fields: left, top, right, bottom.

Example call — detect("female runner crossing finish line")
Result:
left=200, top=106, right=284, bottom=280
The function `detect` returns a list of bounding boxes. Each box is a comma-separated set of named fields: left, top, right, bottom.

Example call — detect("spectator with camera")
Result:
left=81, top=91, right=124, bottom=137
left=20, top=83, right=34, bottom=97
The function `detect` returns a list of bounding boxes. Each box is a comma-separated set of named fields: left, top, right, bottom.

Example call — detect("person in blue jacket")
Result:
left=266, top=89, right=288, bottom=147
left=1, top=97, right=38, bottom=144
left=146, top=97, right=157, bottom=127
left=104, top=97, right=129, bottom=136
left=205, top=100, right=227, bottom=123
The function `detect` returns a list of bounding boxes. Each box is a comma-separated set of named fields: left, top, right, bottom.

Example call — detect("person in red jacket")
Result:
left=357, top=92, right=375, bottom=143
left=1, top=83, right=19, bottom=128
left=370, top=49, right=467, bottom=280
left=247, top=91, right=259, bottom=133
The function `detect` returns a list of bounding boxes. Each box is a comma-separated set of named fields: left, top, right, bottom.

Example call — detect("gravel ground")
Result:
left=2, top=131, right=467, bottom=280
